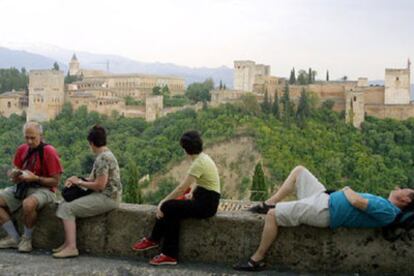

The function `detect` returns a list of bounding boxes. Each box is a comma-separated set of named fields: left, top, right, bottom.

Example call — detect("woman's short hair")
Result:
left=180, top=131, right=203, bottom=155
left=87, top=125, right=107, bottom=147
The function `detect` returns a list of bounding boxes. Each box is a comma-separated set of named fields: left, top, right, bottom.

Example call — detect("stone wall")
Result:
left=1, top=203, right=412, bottom=273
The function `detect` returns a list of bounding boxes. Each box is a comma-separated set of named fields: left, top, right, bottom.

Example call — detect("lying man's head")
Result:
left=388, top=187, right=414, bottom=209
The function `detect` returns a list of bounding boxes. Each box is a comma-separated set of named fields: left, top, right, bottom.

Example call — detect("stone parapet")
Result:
left=0, top=203, right=412, bottom=273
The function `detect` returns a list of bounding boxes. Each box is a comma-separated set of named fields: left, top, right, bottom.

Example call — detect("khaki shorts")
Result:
left=274, top=168, right=330, bottom=227
left=0, top=186, right=56, bottom=213
left=56, top=192, right=119, bottom=221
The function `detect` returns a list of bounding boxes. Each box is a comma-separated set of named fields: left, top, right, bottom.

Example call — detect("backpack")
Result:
left=382, top=203, right=414, bottom=242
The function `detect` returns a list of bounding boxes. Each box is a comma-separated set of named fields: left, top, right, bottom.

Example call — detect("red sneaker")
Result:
left=149, top=253, right=178, bottom=266
left=132, top=237, right=158, bottom=251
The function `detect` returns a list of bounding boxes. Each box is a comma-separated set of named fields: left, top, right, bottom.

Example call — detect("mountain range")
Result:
left=0, top=43, right=233, bottom=86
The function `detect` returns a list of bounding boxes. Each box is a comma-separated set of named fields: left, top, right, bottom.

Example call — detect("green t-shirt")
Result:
left=90, top=150, right=122, bottom=201
left=187, top=152, right=220, bottom=194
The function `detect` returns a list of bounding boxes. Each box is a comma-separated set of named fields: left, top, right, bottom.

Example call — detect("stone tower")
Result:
left=69, top=53, right=80, bottom=76
left=384, top=60, right=411, bottom=104
left=27, top=70, right=65, bottom=122
left=145, top=95, right=163, bottom=122
left=345, top=88, right=365, bottom=128
left=234, top=60, right=256, bottom=92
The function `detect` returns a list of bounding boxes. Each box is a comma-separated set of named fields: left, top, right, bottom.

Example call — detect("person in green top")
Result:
left=53, top=125, right=122, bottom=258
left=132, top=130, right=221, bottom=265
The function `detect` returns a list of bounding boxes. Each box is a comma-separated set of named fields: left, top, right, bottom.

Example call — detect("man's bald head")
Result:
left=23, top=121, right=43, bottom=148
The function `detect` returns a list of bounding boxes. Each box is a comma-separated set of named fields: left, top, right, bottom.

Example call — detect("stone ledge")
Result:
left=0, top=203, right=412, bottom=273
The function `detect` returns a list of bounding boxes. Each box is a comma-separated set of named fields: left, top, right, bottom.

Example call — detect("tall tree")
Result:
left=53, top=62, right=60, bottom=71
left=250, top=162, right=267, bottom=201
left=326, top=70, right=330, bottom=82
left=282, top=83, right=291, bottom=127
left=219, top=80, right=223, bottom=90
left=308, top=68, right=313, bottom=84
left=272, top=90, right=280, bottom=119
left=123, top=160, right=142, bottom=204
left=289, top=68, right=296, bottom=84
left=296, top=88, right=311, bottom=128
left=261, top=89, right=271, bottom=114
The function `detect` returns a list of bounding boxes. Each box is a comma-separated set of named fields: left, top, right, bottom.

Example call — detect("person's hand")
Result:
left=65, top=176, right=80, bottom=188
left=156, top=202, right=164, bottom=219
left=18, top=170, right=38, bottom=183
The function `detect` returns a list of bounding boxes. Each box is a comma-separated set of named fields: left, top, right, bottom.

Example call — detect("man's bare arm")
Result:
left=343, top=187, right=369, bottom=210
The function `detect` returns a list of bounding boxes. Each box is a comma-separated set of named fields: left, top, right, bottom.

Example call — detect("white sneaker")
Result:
left=18, top=235, right=32, bottom=253
left=0, top=236, right=18, bottom=249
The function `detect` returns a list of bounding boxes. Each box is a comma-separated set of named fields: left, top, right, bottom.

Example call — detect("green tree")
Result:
left=250, top=162, right=267, bottom=201
left=185, top=78, right=214, bottom=103
left=0, top=68, right=29, bottom=93
left=219, top=80, right=223, bottom=90
left=296, top=88, right=311, bottom=128
left=152, top=86, right=162, bottom=95
left=161, top=85, right=170, bottom=95
left=123, top=160, right=142, bottom=204
left=261, top=89, right=271, bottom=114
left=297, top=70, right=308, bottom=85
left=272, top=90, right=280, bottom=119
left=308, top=68, right=313, bottom=84
left=289, top=68, right=296, bottom=84
left=53, top=62, right=60, bottom=71
left=326, top=70, right=330, bottom=82
left=282, top=83, right=292, bottom=127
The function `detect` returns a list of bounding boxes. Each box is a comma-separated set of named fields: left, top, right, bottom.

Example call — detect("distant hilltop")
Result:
left=0, top=45, right=233, bottom=87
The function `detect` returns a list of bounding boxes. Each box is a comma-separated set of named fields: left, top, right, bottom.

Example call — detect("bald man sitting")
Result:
left=0, top=121, right=63, bottom=252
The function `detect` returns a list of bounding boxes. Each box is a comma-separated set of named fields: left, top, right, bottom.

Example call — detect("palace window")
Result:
left=7, top=102, right=11, bottom=108
left=396, top=77, right=399, bottom=81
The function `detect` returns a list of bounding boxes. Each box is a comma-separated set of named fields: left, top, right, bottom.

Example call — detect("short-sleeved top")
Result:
left=89, top=150, right=122, bottom=201
left=187, top=152, right=220, bottom=194
left=13, top=144, right=64, bottom=192
left=329, top=191, right=401, bottom=229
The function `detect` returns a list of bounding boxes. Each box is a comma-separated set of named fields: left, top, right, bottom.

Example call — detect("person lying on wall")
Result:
left=234, top=165, right=414, bottom=272
left=132, top=130, right=221, bottom=266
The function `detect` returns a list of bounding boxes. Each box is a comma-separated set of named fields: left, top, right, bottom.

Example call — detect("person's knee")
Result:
left=266, top=209, right=277, bottom=224
left=293, top=165, right=306, bottom=174
left=22, top=197, right=38, bottom=214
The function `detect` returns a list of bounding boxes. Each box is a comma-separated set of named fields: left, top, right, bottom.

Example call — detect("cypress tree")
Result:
left=250, top=162, right=267, bottom=201
left=272, top=90, right=280, bottom=119
left=296, top=88, right=310, bottom=128
left=289, top=68, right=296, bottom=84
left=326, top=70, right=329, bottom=82
left=282, top=83, right=291, bottom=127
left=261, top=89, right=271, bottom=114
left=308, top=68, right=312, bottom=84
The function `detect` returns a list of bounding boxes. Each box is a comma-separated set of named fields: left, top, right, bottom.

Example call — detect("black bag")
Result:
left=61, top=177, right=93, bottom=202
left=383, top=204, right=414, bottom=242
left=14, top=143, right=46, bottom=200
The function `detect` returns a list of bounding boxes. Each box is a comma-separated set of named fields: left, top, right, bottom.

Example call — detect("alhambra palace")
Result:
left=0, top=55, right=412, bottom=128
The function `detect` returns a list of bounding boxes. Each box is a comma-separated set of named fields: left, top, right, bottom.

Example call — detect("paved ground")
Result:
left=0, top=249, right=295, bottom=276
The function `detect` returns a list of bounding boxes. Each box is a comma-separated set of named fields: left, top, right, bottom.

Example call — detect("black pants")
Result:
left=150, top=186, right=220, bottom=258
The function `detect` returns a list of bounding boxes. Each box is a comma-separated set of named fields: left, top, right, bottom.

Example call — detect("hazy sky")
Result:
left=0, top=0, right=413, bottom=80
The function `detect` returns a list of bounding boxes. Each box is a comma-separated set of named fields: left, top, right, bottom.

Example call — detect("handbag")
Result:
left=61, top=177, right=93, bottom=202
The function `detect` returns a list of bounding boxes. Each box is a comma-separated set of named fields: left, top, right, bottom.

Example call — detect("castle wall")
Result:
left=145, top=95, right=163, bottom=121
left=384, top=68, right=410, bottom=104
left=0, top=92, right=26, bottom=117
left=27, top=70, right=64, bottom=122
left=234, top=60, right=256, bottom=92
left=365, top=104, right=414, bottom=120
left=363, top=86, right=384, bottom=105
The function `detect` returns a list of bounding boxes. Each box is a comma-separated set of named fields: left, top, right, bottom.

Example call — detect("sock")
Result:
left=2, top=221, right=20, bottom=242
left=24, top=226, right=34, bottom=239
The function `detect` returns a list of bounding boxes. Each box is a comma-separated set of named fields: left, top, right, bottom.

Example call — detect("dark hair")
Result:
left=180, top=130, right=203, bottom=155
left=87, top=125, right=107, bottom=147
